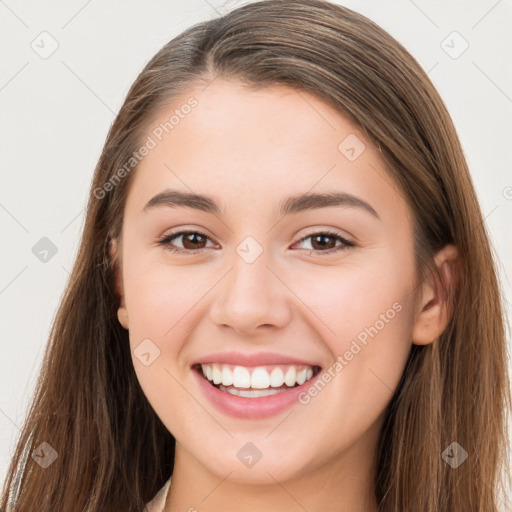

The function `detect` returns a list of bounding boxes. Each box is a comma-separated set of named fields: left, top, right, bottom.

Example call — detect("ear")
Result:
left=412, top=244, right=459, bottom=345
left=109, top=237, right=128, bottom=329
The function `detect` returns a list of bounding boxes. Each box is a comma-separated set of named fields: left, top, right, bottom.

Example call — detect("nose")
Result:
left=209, top=250, right=293, bottom=335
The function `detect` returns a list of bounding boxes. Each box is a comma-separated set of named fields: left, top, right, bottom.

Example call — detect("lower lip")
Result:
left=193, top=368, right=320, bottom=419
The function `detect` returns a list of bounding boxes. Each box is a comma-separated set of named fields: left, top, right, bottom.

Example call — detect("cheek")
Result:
left=123, top=257, right=220, bottom=421
left=123, top=261, right=199, bottom=430
left=291, top=247, right=415, bottom=418
left=120, top=250, right=195, bottom=390
left=292, top=248, right=413, bottom=346
left=124, top=256, right=207, bottom=340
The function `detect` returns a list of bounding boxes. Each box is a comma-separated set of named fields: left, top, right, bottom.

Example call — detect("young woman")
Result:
left=2, top=0, right=510, bottom=511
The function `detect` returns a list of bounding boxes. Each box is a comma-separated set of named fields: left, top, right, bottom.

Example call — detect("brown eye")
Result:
left=180, top=232, right=208, bottom=250
left=294, top=231, right=355, bottom=255
left=310, top=234, right=338, bottom=250
left=157, top=230, right=215, bottom=254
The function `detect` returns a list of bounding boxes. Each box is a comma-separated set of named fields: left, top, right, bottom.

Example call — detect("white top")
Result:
left=144, top=477, right=172, bottom=511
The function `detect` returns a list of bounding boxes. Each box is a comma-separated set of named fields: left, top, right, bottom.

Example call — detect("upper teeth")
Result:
left=200, top=363, right=314, bottom=389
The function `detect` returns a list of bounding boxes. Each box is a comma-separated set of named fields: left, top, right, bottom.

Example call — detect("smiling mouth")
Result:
left=193, top=363, right=322, bottom=398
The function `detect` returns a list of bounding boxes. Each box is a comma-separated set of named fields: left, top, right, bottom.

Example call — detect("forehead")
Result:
left=124, top=79, right=410, bottom=227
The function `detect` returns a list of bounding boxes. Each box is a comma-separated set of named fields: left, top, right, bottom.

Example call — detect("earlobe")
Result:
left=117, top=307, right=129, bottom=330
left=109, top=237, right=129, bottom=330
left=412, top=244, right=459, bottom=345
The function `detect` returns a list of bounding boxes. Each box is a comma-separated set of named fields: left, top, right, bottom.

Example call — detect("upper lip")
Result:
left=191, top=351, right=321, bottom=368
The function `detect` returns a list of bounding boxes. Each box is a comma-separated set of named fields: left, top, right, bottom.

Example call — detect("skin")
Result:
left=110, top=79, right=458, bottom=512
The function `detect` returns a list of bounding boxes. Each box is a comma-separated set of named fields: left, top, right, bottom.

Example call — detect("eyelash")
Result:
left=156, top=229, right=355, bottom=256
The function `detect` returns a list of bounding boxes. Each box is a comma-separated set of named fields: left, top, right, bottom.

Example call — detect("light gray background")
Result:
left=1, top=0, right=511, bottom=501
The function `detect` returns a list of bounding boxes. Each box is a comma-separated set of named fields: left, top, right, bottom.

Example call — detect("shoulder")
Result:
left=144, top=477, right=172, bottom=512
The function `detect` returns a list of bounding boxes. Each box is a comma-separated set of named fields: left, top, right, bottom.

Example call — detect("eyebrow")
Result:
left=142, top=189, right=380, bottom=219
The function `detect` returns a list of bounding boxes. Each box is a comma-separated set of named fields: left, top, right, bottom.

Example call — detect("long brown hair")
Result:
left=2, top=1, right=510, bottom=510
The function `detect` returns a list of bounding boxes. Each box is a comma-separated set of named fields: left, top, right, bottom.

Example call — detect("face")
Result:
left=111, top=79, right=424, bottom=486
